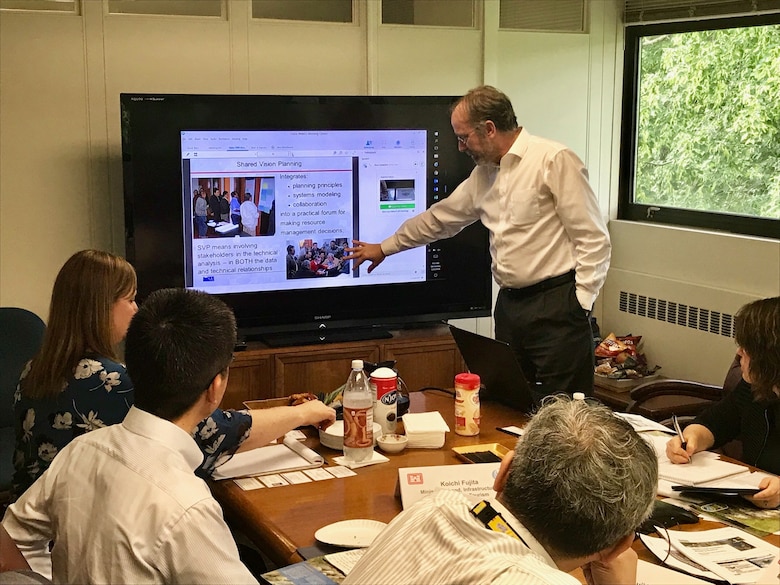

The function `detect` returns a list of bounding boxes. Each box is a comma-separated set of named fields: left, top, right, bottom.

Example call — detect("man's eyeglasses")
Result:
left=456, top=124, right=482, bottom=145
left=636, top=523, right=673, bottom=566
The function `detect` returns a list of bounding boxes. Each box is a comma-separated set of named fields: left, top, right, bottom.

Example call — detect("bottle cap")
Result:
left=454, top=372, right=480, bottom=389
left=351, top=359, right=364, bottom=370
left=573, top=392, right=586, bottom=401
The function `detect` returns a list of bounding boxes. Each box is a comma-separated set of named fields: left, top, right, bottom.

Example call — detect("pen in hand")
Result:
left=672, top=414, right=692, bottom=463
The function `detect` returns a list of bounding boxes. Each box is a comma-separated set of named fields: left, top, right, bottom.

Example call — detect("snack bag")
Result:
left=595, top=333, right=629, bottom=358
left=617, top=335, right=642, bottom=357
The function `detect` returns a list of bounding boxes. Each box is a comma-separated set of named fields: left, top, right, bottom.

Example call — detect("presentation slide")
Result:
left=182, top=130, right=429, bottom=294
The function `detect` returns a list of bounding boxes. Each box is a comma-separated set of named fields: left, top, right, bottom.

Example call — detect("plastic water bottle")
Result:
left=343, top=359, right=374, bottom=463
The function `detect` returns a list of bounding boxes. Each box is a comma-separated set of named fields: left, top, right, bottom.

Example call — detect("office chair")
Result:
left=0, top=308, right=46, bottom=505
left=626, top=356, right=740, bottom=416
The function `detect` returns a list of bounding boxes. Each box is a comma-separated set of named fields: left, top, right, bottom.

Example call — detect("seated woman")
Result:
left=666, top=296, right=780, bottom=508
left=13, top=250, right=334, bottom=500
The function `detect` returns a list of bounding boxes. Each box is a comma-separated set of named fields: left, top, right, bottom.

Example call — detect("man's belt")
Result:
left=501, top=270, right=575, bottom=299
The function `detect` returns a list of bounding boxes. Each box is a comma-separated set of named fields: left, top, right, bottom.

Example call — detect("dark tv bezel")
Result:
left=120, top=93, right=492, bottom=344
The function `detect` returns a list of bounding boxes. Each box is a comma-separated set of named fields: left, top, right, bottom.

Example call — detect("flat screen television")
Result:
left=120, top=93, right=491, bottom=346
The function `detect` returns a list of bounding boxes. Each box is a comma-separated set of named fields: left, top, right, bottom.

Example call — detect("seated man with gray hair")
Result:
left=344, top=397, right=658, bottom=585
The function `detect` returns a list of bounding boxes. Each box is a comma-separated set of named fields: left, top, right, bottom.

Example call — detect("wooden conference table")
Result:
left=210, top=390, right=779, bottom=574
left=210, top=390, right=524, bottom=568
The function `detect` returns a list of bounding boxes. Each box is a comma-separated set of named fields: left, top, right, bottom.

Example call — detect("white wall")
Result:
left=603, top=221, right=780, bottom=384
left=1, top=0, right=777, bottom=383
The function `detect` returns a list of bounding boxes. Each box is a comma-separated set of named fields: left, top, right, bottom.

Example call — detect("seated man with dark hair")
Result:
left=344, top=397, right=658, bottom=585
left=2, top=288, right=335, bottom=584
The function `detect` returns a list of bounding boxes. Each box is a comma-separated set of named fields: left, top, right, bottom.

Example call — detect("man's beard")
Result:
left=466, top=149, right=488, bottom=166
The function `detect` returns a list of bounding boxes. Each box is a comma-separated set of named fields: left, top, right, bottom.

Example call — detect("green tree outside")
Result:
left=635, top=24, right=780, bottom=220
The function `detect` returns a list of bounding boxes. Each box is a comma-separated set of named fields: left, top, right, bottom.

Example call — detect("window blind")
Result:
left=624, top=0, right=780, bottom=24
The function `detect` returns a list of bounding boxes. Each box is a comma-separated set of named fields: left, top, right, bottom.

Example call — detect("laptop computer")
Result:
left=448, top=324, right=535, bottom=413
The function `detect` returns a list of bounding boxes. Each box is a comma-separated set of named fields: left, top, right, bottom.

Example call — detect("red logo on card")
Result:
left=406, top=472, right=424, bottom=485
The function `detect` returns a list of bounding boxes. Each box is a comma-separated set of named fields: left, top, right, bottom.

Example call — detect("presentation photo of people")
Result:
left=191, top=177, right=276, bottom=239
left=287, top=237, right=350, bottom=280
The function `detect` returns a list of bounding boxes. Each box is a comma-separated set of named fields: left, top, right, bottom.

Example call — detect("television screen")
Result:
left=121, top=94, right=491, bottom=346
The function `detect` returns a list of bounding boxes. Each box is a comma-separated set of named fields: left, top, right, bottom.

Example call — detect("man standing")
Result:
left=240, top=192, right=259, bottom=236
left=194, top=189, right=208, bottom=237
left=286, top=245, right=298, bottom=278
left=230, top=191, right=241, bottom=225
left=220, top=190, right=231, bottom=222
left=2, top=289, right=335, bottom=584
left=209, top=187, right=222, bottom=222
left=343, top=397, right=657, bottom=585
left=346, top=86, right=610, bottom=401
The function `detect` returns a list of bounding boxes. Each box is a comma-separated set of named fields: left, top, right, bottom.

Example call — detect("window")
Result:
left=0, top=0, right=78, bottom=13
left=499, top=0, right=585, bottom=33
left=252, top=0, right=352, bottom=23
left=382, top=0, right=474, bottom=27
left=108, top=0, right=221, bottom=17
left=619, top=14, right=780, bottom=239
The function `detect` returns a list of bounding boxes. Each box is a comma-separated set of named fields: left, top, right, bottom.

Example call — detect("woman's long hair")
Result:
left=21, top=250, right=137, bottom=400
left=735, top=296, right=780, bottom=402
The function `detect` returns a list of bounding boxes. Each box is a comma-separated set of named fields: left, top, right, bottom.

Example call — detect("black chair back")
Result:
left=0, top=308, right=46, bottom=497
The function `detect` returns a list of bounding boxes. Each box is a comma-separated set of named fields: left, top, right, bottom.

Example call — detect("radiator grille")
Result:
left=618, top=291, right=734, bottom=337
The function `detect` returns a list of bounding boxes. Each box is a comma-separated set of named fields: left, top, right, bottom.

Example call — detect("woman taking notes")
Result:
left=666, top=296, right=780, bottom=508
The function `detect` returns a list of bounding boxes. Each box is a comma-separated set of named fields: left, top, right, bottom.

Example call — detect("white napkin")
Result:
left=333, top=450, right=390, bottom=469
left=403, top=411, right=450, bottom=448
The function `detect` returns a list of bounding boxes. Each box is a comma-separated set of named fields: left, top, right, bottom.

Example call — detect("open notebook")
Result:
left=644, top=434, right=768, bottom=493
left=212, top=435, right=323, bottom=480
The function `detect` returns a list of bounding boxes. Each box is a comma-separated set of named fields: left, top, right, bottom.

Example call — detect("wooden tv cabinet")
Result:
left=222, top=324, right=466, bottom=410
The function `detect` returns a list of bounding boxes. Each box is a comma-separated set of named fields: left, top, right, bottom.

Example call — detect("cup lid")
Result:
left=455, top=372, right=480, bottom=388
left=370, top=366, right=396, bottom=379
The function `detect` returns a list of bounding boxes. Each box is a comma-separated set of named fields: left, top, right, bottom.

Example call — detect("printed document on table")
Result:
left=617, top=413, right=676, bottom=434
left=639, top=533, right=721, bottom=581
left=667, top=526, right=779, bottom=584
left=755, top=554, right=780, bottom=585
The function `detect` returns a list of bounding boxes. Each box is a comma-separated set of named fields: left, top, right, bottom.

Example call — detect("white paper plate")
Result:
left=314, top=519, right=387, bottom=548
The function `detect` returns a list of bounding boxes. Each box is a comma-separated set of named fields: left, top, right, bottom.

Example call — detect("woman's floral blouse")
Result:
left=12, top=355, right=251, bottom=499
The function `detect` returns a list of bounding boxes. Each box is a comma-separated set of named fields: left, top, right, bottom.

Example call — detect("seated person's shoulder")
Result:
left=74, top=355, right=128, bottom=375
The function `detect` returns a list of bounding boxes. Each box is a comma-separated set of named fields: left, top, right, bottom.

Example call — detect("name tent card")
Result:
left=397, top=463, right=500, bottom=509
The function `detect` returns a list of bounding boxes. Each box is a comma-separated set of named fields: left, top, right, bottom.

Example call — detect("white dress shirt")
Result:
left=381, top=129, right=611, bottom=310
left=343, top=490, right=581, bottom=585
left=240, top=200, right=259, bottom=230
left=2, top=406, right=258, bottom=585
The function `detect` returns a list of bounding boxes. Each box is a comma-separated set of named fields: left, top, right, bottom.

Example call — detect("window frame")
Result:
left=618, top=13, right=780, bottom=240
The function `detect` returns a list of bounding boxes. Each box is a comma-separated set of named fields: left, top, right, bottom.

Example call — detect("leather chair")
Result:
left=625, top=379, right=724, bottom=421
left=0, top=308, right=46, bottom=505
left=626, top=356, right=741, bottom=418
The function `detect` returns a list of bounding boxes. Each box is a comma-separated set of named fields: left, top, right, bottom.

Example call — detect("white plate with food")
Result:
left=314, top=519, right=387, bottom=548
